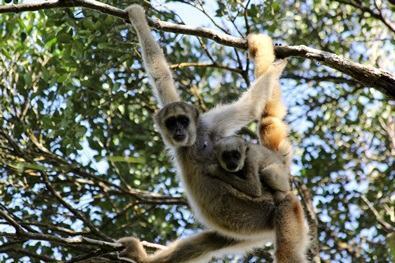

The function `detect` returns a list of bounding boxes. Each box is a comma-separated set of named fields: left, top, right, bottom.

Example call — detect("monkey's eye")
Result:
left=222, top=152, right=229, bottom=160
left=177, top=115, right=190, bottom=127
left=230, top=150, right=241, bottom=159
left=165, top=117, right=177, bottom=129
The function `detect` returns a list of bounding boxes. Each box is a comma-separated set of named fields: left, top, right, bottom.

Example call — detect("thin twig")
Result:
left=170, top=62, right=242, bottom=74
left=361, top=195, right=395, bottom=233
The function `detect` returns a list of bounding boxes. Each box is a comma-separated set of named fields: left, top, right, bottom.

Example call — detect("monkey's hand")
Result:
left=118, top=236, right=147, bottom=262
left=126, top=4, right=148, bottom=27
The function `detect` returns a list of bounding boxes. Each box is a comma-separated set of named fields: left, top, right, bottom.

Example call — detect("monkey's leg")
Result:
left=118, top=237, right=148, bottom=262
left=277, top=138, right=293, bottom=168
left=203, top=60, right=287, bottom=137
left=247, top=34, right=275, bottom=77
left=120, top=231, right=243, bottom=263
left=248, top=34, right=290, bottom=155
left=259, top=116, right=288, bottom=151
left=126, top=5, right=180, bottom=107
left=273, top=193, right=309, bottom=263
left=259, top=163, right=290, bottom=193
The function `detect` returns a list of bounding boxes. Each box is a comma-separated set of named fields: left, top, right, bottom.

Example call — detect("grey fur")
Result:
left=120, top=4, right=309, bottom=263
left=210, top=136, right=291, bottom=199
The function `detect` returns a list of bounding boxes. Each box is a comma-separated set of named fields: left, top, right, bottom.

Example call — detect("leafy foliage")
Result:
left=0, top=0, right=393, bottom=262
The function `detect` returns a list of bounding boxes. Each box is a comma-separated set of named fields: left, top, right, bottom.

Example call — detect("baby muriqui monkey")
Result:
left=210, top=136, right=290, bottom=199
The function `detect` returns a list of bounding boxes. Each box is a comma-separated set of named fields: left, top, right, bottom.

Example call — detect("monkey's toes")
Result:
left=247, top=34, right=273, bottom=59
left=118, top=236, right=146, bottom=260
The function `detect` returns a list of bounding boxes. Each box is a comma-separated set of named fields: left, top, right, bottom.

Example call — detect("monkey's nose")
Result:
left=226, top=163, right=238, bottom=171
left=174, top=134, right=186, bottom=141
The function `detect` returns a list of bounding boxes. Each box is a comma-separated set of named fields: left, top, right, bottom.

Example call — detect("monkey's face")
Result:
left=155, top=102, right=199, bottom=147
left=214, top=136, right=247, bottom=172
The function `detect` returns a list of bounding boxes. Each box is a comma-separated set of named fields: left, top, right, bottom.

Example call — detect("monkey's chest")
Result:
left=194, top=133, right=215, bottom=162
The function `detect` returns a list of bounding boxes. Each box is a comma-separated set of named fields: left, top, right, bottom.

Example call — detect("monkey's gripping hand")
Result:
left=125, top=4, right=180, bottom=107
left=118, top=237, right=147, bottom=262
left=126, top=4, right=148, bottom=28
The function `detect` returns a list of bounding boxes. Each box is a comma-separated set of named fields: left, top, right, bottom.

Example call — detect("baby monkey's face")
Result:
left=214, top=136, right=247, bottom=172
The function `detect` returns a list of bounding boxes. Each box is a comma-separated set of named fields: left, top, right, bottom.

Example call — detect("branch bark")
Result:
left=0, top=0, right=394, bottom=98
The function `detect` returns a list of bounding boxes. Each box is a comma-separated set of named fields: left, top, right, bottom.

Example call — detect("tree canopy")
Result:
left=0, top=0, right=394, bottom=262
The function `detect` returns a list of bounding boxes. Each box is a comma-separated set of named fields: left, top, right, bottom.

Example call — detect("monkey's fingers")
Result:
left=117, top=237, right=147, bottom=261
left=126, top=4, right=147, bottom=26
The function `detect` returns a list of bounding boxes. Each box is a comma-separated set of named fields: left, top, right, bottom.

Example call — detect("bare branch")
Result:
left=40, top=171, right=112, bottom=242
left=0, top=247, right=55, bottom=262
left=170, top=62, right=243, bottom=74
left=334, top=0, right=395, bottom=33
left=361, top=195, right=395, bottom=233
left=274, top=45, right=395, bottom=98
left=0, top=209, right=27, bottom=234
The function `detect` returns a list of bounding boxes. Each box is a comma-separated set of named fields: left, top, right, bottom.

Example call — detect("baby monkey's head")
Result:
left=155, top=102, right=200, bottom=147
left=214, top=136, right=247, bottom=172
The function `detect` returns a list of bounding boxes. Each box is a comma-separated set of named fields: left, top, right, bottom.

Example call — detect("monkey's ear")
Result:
left=192, top=106, right=200, bottom=120
left=154, top=111, right=161, bottom=124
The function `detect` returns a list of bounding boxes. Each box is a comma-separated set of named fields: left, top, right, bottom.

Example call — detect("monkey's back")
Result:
left=247, top=143, right=285, bottom=167
left=176, top=141, right=276, bottom=238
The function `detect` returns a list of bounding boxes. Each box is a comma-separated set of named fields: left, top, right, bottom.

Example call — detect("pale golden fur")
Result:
left=248, top=34, right=292, bottom=167
left=119, top=4, right=309, bottom=262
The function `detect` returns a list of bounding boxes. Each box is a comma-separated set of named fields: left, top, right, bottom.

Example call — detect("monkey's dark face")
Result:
left=165, top=114, right=190, bottom=142
left=214, top=136, right=247, bottom=172
left=221, top=150, right=242, bottom=172
left=155, top=102, right=199, bottom=148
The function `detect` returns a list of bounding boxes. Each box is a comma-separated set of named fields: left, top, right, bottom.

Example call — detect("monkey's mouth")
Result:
left=226, top=162, right=239, bottom=171
left=173, top=134, right=186, bottom=141
left=225, top=165, right=246, bottom=179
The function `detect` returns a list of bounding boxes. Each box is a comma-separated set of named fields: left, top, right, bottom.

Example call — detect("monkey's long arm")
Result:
left=202, top=60, right=287, bottom=137
left=119, top=231, right=251, bottom=263
left=126, top=5, right=180, bottom=107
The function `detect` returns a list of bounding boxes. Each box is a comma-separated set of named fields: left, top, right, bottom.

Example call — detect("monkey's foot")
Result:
left=118, top=236, right=147, bottom=262
left=247, top=34, right=276, bottom=77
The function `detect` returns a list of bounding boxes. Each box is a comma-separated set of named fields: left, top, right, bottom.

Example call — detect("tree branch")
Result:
left=170, top=62, right=243, bottom=74
left=361, top=195, right=395, bottom=233
left=334, top=0, right=395, bottom=33
left=0, top=0, right=394, bottom=98
left=0, top=247, right=54, bottom=262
